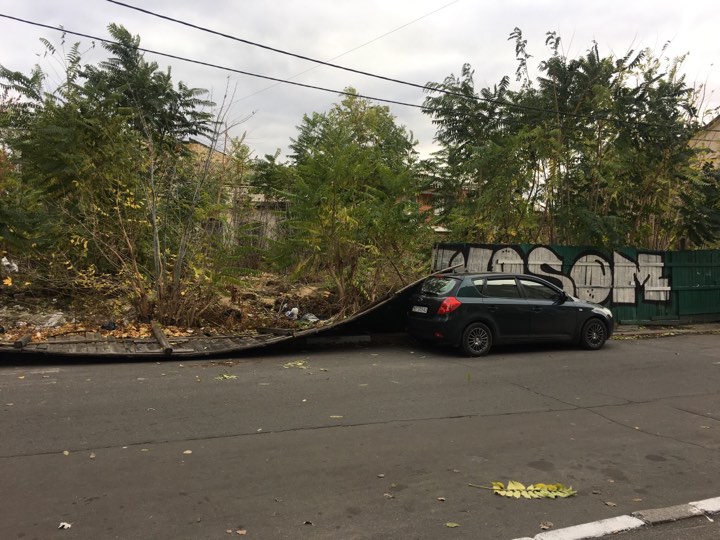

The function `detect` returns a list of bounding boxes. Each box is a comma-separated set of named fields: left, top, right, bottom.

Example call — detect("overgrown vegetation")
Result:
left=1, top=25, right=719, bottom=327
left=423, top=30, right=720, bottom=249
left=283, top=90, right=432, bottom=314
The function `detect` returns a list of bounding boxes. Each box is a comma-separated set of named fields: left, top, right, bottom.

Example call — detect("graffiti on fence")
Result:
left=433, top=244, right=671, bottom=306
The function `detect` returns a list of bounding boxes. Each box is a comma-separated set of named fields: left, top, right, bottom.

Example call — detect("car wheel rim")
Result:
left=467, top=327, right=489, bottom=354
left=585, top=322, right=605, bottom=347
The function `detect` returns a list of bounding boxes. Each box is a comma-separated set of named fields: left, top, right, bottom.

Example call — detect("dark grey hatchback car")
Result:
left=407, top=272, right=614, bottom=356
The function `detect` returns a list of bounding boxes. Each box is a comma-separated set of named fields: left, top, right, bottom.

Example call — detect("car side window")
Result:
left=483, top=278, right=522, bottom=299
left=457, top=284, right=481, bottom=298
left=519, top=278, right=561, bottom=300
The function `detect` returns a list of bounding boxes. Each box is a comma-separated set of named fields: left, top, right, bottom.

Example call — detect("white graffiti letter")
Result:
left=433, top=247, right=465, bottom=272
left=637, top=253, right=670, bottom=301
left=527, top=247, right=575, bottom=293
left=490, top=247, right=524, bottom=273
left=612, top=252, right=670, bottom=303
left=466, top=247, right=494, bottom=273
left=613, top=252, right=637, bottom=304
left=570, top=254, right=612, bottom=304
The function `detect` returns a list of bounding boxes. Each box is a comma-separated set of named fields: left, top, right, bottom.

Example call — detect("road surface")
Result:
left=1, top=335, right=719, bottom=538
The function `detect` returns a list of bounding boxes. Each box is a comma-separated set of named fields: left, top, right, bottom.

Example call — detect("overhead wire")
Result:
left=104, top=0, right=587, bottom=118
left=0, top=12, right=714, bottom=133
left=104, top=0, right=714, bottom=132
left=234, top=0, right=460, bottom=102
left=0, top=13, right=425, bottom=111
left=106, top=0, right=436, bottom=95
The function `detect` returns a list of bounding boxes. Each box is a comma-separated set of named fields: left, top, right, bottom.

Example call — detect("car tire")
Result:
left=461, top=322, right=492, bottom=357
left=579, top=319, right=607, bottom=350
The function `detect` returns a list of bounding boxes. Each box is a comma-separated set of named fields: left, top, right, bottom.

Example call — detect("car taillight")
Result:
left=437, top=296, right=461, bottom=315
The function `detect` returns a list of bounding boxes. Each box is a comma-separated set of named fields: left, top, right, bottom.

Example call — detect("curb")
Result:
left=513, top=496, right=720, bottom=540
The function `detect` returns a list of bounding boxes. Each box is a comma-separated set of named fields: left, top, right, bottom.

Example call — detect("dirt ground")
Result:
left=0, top=273, right=338, bottom=343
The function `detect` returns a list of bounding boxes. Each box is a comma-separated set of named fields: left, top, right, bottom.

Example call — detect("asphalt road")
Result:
left=1, top=335, right=719, bottom=539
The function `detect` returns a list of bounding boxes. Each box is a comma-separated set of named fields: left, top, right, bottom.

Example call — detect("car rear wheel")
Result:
left=461, top=322, right=492, bottom=357
left=580, top=319, right=607, bottom=350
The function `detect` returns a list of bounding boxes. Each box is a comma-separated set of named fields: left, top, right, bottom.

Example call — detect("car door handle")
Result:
left=487, top=306, right=498, bottom=312
left=531, top=307, right=543, bottom=312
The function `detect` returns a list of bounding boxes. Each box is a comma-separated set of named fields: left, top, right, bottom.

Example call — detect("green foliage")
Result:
left=81, top=24, right=213, bottom=144
left=283, top=89, right=432, bottom=311
left=423, top=31, right=718, bottom=249
left=0, top=26, right=240, bottom=325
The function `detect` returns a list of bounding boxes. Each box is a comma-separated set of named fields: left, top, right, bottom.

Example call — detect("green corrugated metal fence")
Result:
left=433, top=243, right=720, bottom=324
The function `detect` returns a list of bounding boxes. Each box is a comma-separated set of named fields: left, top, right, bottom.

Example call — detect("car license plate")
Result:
left=412, top=305, right=428, bottom=314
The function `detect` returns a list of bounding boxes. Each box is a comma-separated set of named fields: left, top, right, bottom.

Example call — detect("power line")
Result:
left=105, top=0, right=558, bottom=116
left=0, top=12, right=714, bottom=134
left=236, top=0, right=460, bottom=102
left=103, top=1, right=712, bottom=131
left=106, top=0, right=435, bottom=94
left=0, top=13, right=426, bottom=111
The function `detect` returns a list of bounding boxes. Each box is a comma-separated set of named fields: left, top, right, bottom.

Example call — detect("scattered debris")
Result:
left=57, top=522, right=72, bottom=530
left=383, top=492, right=395, bottom=499
left=445, top=522, right=460, bottom=528
left=89, top=452, right=96, bottom=460
left=605, top=501, right=617, bottom=507
left=1, top=256, right=18, bottom=273
left=215, top=372, right=237, bottom=381
left=283, top=360, right=307, bottom=369
left=540, top=521, right=554, bottom=530
left=183, top=450, right=193, bottom=455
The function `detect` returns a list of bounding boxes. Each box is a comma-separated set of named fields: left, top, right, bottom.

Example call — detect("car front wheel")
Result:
left=461, top=322, right=492, bottom=357
left=580, top=319, right=607, bottom=350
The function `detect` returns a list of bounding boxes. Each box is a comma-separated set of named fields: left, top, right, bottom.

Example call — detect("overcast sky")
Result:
left=1, top=0, right=718, bottom=159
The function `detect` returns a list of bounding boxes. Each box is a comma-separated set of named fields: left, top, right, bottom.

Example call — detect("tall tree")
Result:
left=284, top=89, right=431, bottom=311
left=0, top=26, right=237, bottom=324
left=423, top=30, right=717, bottom=249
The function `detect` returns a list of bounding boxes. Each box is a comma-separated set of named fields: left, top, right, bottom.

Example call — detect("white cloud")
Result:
left=0, top=0, right=717, bottom=159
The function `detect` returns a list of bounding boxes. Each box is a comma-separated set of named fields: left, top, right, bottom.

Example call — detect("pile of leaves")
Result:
left=488, top=480, right=577, bottom=499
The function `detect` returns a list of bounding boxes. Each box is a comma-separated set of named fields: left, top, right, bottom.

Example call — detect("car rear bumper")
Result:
left=406, top=316, right=462, bottom=346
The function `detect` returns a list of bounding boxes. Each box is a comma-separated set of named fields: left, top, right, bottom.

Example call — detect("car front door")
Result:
left=519, top=277, right=577, bottom=338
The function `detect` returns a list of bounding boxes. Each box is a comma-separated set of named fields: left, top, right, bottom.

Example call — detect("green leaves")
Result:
left=423, top=31, right=712, bottom=249
left=281, top=89, right=432, bottom=312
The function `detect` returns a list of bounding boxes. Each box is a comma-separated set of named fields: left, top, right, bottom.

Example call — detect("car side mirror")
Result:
left=557, top=291, right=568, bottom=304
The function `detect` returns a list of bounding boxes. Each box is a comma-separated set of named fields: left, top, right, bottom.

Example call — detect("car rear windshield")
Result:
left=421, top=276, right=458, bottom=296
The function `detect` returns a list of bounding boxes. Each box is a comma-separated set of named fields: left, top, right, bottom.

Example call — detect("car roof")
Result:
left=432, top=272, right=525, bottom=279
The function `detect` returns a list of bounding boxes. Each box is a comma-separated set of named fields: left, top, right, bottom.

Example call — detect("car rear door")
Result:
left=479, top=277, right=531, bottom=340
